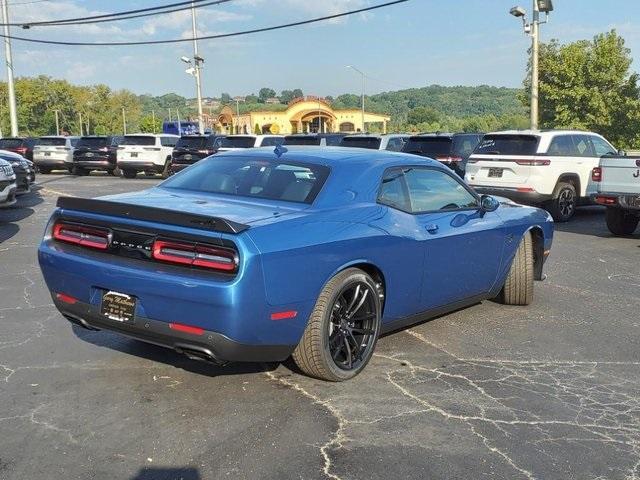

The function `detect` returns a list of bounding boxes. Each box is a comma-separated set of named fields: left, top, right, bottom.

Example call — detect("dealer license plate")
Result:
left=130, top=152, right=138, bottom=158
left=44, top=152, right=51, bottom=156
left=101, top=291, right=136, bottom=323
left=488, top=168, right=503, bottom=178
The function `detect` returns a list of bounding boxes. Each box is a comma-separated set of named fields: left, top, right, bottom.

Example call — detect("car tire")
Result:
left=72, top=166, right=88, bottom=176
left=109, top=167, right=121, bottom=176
left=122, top=169, right=137, bottom=179
left=605, top=207, right=639, bottom=236
left=498, top=231, right=534, bottom=306
left=292, top=268, right=381, bottom=382
left=39, top=167, right=51, bottom=174
left=161, top=158, right=171, bottom=179
left=547, top=182, right=576, bottom=222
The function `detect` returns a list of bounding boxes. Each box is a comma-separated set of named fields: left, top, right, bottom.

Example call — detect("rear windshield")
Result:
left=121, top=136, right=156, bottom=146
left=403, top=137, right=452, bottom=157
left=220, top=136, right=256, bottom=148
left=340, top=137, right=382, bottom=150
left=37, top=137, right=66, bottom=146
left=162, top=157, right=330, bottom=204
left=284, top=136, right=320, bottom=146
left=77, top=137, right=108, bottom=148
left=451, top=135, right=483, bottom=157
left=176, top=136, right=208, bottom=149
left=321, top=135, right=345, bottom=146
left=474, top=135, right=539, bottom=155
left=0, top=138, right=24, bottom=149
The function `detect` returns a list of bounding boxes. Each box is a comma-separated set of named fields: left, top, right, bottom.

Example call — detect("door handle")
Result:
left=425, top=223, right=439, bottom=234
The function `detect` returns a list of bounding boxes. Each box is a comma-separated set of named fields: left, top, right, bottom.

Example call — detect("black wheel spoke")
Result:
left=343, top=336, right=352, bottom=369
left=351, top=327, right=375, bottom=335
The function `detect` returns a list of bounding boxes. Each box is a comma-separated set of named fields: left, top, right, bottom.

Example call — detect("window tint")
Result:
left=284, top=136, right=320, bottom=146
left=121, top=136, right=156, bottom=146
left=474, top=135, right=539, bottom=155
left=547, top=135, right=578, bottom=156
left=38, top=137, right=66, bottom=146
left=0, top=138, right=25, bottom=149
left=385, top=137, right=405, bottom=152
left=452, top=135, right=482, bottom=158
left=176, top=136, right=207, bottom=149
left=260, top=136, right=284, bottom=147
left=110, top=136, right=124, bottom=146
left=590, top=136, right=616, bottom=157
left=77, top=137, right=108, bottom=148
left=221, top=136, right=256, bottom=148
left=378, top=168, right=410, bottom=211
left=70, top=138, right=79, bottom=147
left=340, top=137, right=382, bottom=150
left=161, top=157, right=329, bottom=204
left=404, top=168, right=478, bottom=213
left=402, top=137, right=452, bottom=157
left=572, top=135, right=594, bottom=157
left=322, top=135, right=344, bottom=146
left=161, top=137, right=177, bottom=147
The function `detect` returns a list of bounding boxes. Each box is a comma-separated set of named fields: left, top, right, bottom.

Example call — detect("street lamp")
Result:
left=179, top=2, right=205, bottom=134
left=510, top=0, right=553, bottom=130
left=233, top=96, right=245, bottom=134
left=346, top=65, right=366, bottom=133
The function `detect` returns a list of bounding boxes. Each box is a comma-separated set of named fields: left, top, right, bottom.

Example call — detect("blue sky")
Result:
left=5, top=0, right=640, bottom=97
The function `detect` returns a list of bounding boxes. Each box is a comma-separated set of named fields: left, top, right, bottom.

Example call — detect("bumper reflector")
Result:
left=270, top=311, right=298, bottom=321
left=56, top=292, right=78, bottom=305
left=169, top=322, right=205, bottom=336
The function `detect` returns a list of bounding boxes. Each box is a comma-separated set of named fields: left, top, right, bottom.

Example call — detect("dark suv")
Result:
left=283, top=133, right=348, bottom=146
left=170, top=134, right=222, bottom=174
left=0, top=137, right=38, bottom=161
left=72, top=136, right=123, bottom=176
left=402, top=133, right=484, bottom=177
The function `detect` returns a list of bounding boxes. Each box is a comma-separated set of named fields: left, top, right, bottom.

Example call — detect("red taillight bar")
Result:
left=515, top=159, right=551, bottom=166
left=592, top=167, right=603, bottom=182
left=52, top=222, right=110, bottom=250
left=594, top=195, right=617, bottom=206
left=152, top=239, right=237, bottom=272
left=56, top=292, right=78, bottom=304
left=169, top=322, right=205, bottom=335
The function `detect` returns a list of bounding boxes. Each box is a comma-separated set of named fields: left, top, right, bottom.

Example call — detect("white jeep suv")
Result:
left=117, top=134, right=179, bottom=178
left=465, top=130, right=619, bottom=221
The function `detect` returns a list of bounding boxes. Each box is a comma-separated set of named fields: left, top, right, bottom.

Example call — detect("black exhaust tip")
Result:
left=175, top=345, right=227, bottom=366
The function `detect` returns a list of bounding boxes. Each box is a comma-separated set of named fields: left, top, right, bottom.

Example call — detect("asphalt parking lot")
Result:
left=1, top=173, right=639, bottom=480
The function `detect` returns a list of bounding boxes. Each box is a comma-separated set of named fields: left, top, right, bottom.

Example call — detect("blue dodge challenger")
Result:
left=38, top=147, right=553, bottom=381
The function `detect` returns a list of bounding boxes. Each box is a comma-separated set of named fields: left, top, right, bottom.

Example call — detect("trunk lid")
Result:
left=598, top=156, right=640, bottom=194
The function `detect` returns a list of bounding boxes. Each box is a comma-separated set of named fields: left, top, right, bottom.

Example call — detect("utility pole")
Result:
left=122, top=107, right=127, bottom=134
left=190, top=1, right=204, bottom=134
left=78, top=112, right=83, bottom=136
left=152, top=110, right=156, bottom=133
left=530, top=0, right=540, bottom=131
left=176, top=108, right=182, bottom=135
left=233, top=97, right=244, bottom=134
left=1, top=0, right=18, bottom=136
left=168, top=107, right=172, bottom=122
left=53, top=109, right=60, bottom=135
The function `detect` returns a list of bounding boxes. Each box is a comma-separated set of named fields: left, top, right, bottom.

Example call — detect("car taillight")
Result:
left=435, top=156, right=463, bottom=163
left=594, top=195, right=617, bottom=205
left=197, top=149, right=213, bottom=154
left=99, top=147, right=109, bottom=152
left=15, top=147, right=27, bottom=154
left=52, top=222, right=111, bottom=250
left=152, top=239, right=238, bottom=272
left=515, top=159, right=551, bottom=166
left=592, top=167, right=603, bottom=182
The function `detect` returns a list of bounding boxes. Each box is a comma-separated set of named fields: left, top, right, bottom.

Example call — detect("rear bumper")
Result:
left=169, top=163, right=191, bottom=173
left=74, top=160, right=115, bottom=170
left=34, top=157, right=71, bottom=168
left=53, top=296, right=295, bottom=363
left=470, top=185, right=552, bottom=204
left=0, top=183, right=17, bottom=208
left=592, top=193, right=640, bottom=210
left=117, top=161, right=163, bottom=172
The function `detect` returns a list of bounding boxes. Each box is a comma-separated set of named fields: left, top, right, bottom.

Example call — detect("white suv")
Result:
left=117, top=134, right=179, bottom=178
left=465, top=130, right=619, bottom=221
left=33, top=136, right=80, bottom=173
left=0, top=159, right=17, bottom=208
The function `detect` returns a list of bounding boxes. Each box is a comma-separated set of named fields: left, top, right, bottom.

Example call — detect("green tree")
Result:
left=220, top=92, right=232, bottom=104
left=279, top=89, right=295, bottom=104
left=529, top=30, right=640, bottom=148
left=407, top=106, right=441, bottom=125
left=139, top=114, right=162, bottom=133
left=258, top=88, right=276, bottom=103
left=254, top=122, right=261, bottom=134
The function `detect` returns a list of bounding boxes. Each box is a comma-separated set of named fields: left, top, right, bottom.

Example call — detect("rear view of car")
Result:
left=72, top=136, right=123, bottom=176
left=0, top=137, right=37, bottom=161
left=217, top=135, right=283, bottom=152
left=402, top=133, right=483, bottom=176
left=33, top=136, right=79, bottom=174
left=0, top=158, right=17, bottom=208
left=170, top=134, right=222, bottom=174
left=117, top=134, right=178, bottom=178
left=340, top=134, right=408, bottom=151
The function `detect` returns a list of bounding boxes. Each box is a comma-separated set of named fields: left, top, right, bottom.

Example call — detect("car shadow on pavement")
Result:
left=131, top=467, right=201, bottom=480
left=554, top=206, right=640, bottom=240
left=0, top=189, right=44, bottom=243
left=71, top=325, right=278, bottom=378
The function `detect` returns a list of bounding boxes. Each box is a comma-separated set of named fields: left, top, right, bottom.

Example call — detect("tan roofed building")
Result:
left=216, top=96, right=390, bottom=135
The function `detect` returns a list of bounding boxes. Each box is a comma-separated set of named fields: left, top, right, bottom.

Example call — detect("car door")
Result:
left=400, top=166, right=505, bottom=309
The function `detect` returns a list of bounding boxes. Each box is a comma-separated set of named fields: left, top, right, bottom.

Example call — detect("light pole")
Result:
left=233, top=96, right=245, bottom=134
left=510, top=0, right=554, bottom=130
left=122, top=107, right=127, bottom=135
left=1, top=0, right=18, bottom=136
left=178, top=1, right=205, bottom=135
left=347, top=65, right=365, bottom=133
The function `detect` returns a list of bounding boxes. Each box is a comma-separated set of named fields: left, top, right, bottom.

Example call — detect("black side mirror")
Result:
left=480, top=195, right=500, bottom=213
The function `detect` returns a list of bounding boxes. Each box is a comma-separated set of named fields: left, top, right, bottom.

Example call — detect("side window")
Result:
left=571, top=135, right=594, bottom=157
left=378, top=168, right=410, bottom=212
left=261, top=137, right=284, bottom=147
left=70, top=138, right=79, bottom=147
left=386, top=138, right=404, bottom=152
left=404, top=168, right=478, bottom=213
left=590, top=136, right=616, bottom=157
left=547, top=135, right=577, bottom=156
left=160, top=137, right=176, bottom=147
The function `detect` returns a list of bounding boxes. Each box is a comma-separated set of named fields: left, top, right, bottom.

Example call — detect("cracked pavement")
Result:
left=1, top=173, right=639, bottom=480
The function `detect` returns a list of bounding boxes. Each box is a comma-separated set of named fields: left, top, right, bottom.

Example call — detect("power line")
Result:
left=0, top=0, right=217, bottom=27
left=23, top=0, right=233, bottom=27
left=0, top=0, right=409, bottom=46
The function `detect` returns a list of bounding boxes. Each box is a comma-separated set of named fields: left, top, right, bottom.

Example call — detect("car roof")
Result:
left=485, top=129, right=598, bottom=136
left=217, top=146, right=438, bottom=169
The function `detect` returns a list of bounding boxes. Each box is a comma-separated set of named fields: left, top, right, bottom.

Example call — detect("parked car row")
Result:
left=0, top=149, right=36, bottom=207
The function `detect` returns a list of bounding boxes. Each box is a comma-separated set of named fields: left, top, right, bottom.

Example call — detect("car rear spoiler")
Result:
left=56, top=196, right=249, bottom=234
